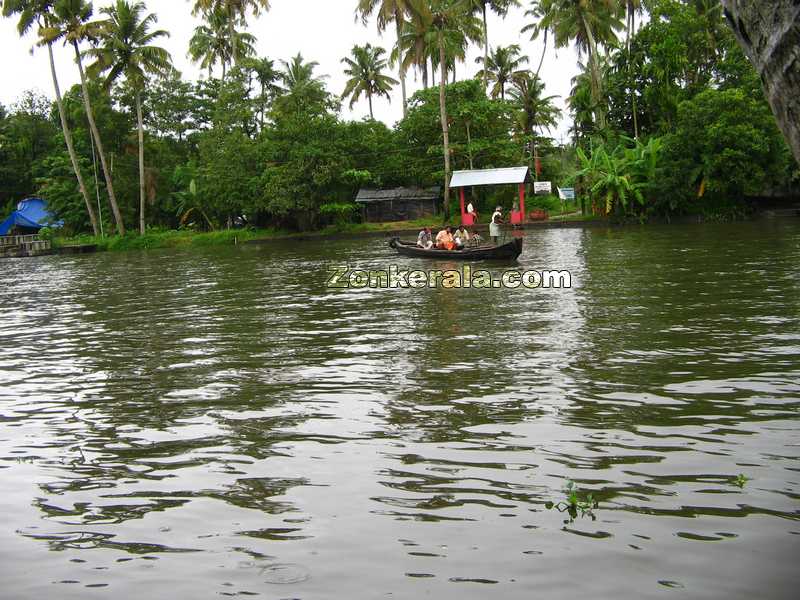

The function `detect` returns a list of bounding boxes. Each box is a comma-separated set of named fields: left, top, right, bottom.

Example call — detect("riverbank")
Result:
left=52, top=215, right=605, bottom=254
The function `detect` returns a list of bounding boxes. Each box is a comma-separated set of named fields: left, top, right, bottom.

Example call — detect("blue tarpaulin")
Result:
left=0, top=198, right=63, bottom=236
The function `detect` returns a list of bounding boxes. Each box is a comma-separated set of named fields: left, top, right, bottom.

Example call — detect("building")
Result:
left=355, top=187, right=440, bottom=223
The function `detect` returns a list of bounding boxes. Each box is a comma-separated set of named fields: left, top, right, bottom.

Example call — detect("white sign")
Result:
left=558, top=187, right=576, bottom=200
left=534, top=181, right=552, bottom=195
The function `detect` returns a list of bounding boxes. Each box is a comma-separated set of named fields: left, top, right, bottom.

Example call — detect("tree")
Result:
left=87, top=0, right=172, bottom=235
left=274, top=53, right=333, bottom=117
left=189, top=5, right=255, bottom=79
left=407, top=0, right=482, bottom=219
left=2, top=0, right=99, bottom=235
left=721, top=0, right=800, bottom=165
left=356, top=0, right=415, bottom=117
left=41, top=0, right=125, bottom=235
left=475, top=43, right=528, bottom=100
left=468, top=0, right=519, bottom=90
left=341, top=44, right=399, bottom=119
left=191, top=0, right=270, bottom=66
left=525, top=0, right=623, bottom=131
left=508, top=71, right=560, bottom=163
left=244, top=56, right=280, bottom=129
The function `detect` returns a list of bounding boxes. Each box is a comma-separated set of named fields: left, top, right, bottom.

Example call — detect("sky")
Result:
left=0, top=0, right=580, bottom=140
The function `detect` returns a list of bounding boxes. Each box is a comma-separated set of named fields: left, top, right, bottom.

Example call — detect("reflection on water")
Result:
left=1, top=220, right=799, bottom=599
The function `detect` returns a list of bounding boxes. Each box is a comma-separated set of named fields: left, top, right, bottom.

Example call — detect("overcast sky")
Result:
left=0, top=0, right=580, bottom=139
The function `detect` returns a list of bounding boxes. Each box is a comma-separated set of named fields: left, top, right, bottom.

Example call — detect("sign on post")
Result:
left=558, top=187, right=575, bottom=200
left=534, top=181, right=552, bottom=195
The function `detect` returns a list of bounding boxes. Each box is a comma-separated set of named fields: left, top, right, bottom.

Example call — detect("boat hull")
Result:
left=389, top=237, right=523, bottom=261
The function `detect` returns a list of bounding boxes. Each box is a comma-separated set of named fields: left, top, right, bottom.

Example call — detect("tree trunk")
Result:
left=422, top=62, right=428, bottom=88
left=136, top=91, right=146, bottom=235
left=627, top=6, right=639, bottom=138
left=229, top=5, right=238, bottom=67
left=466, top=121, right=474, bottom=170
left=74, top=42, right=125, bottom=236
left=395, top=14, right=407, bottom=117
left=49, top=43, right=99, bottom=236
left=482, top=2, right=489, bottom=90
left=536, top=30, right=548, bottom=79
left=368, top=91, right=374, bottom=120
left=722, top=0, right=800, bottom=164
left=438, top=31, right=451, bottom=220
left=583, top=16, right=606, bottom=131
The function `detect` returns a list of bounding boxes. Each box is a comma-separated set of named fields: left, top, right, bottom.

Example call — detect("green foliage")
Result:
left=574, top=136, right=661, bottom=218
left=545, top=480, right=599, bottom=523
left=398, top=79, right=518, bottom=184
left=734, top=474, right=749, bottom=488
left=658, top=87, right=791, bottom=216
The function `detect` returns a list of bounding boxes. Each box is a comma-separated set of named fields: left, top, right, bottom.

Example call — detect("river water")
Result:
left=1, top=220, right=798, bottom=599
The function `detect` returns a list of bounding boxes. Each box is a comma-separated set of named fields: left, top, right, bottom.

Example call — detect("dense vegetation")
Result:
left=0, top=0, right=796, bottom=238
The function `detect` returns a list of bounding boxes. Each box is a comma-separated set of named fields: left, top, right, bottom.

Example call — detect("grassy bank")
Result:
left=52, top=209, right=592, bottom=253
left=52, top=220, right=444, bottom=252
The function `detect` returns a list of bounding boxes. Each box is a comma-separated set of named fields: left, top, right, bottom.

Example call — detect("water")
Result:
left=1, top=220, right=798, bottom=599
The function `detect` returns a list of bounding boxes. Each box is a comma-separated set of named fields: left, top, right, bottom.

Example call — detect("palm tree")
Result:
left=189, top=6, right=255, bottom=79
left=393, top=10, right=431, bottom=87
left=475, top=43, right=528, bottom=100
left=356, top=0, right=414, bottom=118
left=468, top=0, right=519, bottom=90
left=41, top=0, right=125, bottom=235
left=521, top=0, right=552, bottom=78
left=191, top=0, right=270, bottom=66
left=2, top=0, right=100, bottom=235
left=86, top=0, right=172, bottom=235
left=623, top=0, right=642, bottom=137
left=407, top=0, right=481, bottom=219
left=508, top=71, right=560, bottom=167
left=341, top=44, right=398, bottom=119
left=274, top=53, right=330, bottom=115
left=244, top=56, right=279, bottom=128
left=523, top=0, right=622, bottom=131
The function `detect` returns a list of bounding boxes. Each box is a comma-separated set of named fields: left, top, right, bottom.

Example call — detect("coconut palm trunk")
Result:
left=48, top=42, right=99, bottom=236
left=438, top=30, right=451, bottom=220
left=136, top=90, right=146, bottom=235
left=721, top=0, right=800, bottom=164
left=74, top=41, right=125, bottom=236
left=228, top=5, right=238, bottom=67
left=368, top=90, right=374, bottom=119
left=535, top=29, right=548, bottom=79
left=395, top=13, right=407, bottom=117
left=481, top=2, right=489, bottom=89
left=582, top=15, right=606, bottom=131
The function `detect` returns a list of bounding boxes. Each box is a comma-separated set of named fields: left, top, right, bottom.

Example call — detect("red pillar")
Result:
left=519, top=183, right=526, bottom=223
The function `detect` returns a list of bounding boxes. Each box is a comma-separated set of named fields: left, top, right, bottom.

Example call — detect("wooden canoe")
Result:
left=389, top=237, right=523, bottom=261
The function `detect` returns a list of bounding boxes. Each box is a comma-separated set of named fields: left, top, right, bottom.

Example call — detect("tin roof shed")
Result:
left=450, top=167, right=532, bottom=188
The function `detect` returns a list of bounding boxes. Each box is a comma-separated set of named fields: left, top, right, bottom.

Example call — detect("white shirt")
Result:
left=492, top=210, right=502, bottom=223
left=467, top=202, right=475, bottom=214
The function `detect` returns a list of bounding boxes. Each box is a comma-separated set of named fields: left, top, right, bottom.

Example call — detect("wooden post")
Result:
left=459, top=187, right=467, bottom=225
left=519, top=183, right=526, bottom=224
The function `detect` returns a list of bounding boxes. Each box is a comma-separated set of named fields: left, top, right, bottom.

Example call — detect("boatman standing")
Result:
left=490, top=206, right=504, bottom=245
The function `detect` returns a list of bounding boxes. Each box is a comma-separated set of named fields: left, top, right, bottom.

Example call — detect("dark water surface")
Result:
left=1, top=220, right=799, bottom=599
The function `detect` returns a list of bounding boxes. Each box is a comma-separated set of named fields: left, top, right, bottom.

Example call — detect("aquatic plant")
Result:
left=546, top=480, right=599, bottom=522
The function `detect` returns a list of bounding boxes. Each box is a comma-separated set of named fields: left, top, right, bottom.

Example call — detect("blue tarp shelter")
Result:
left=0, top=198, right=62, bottom=236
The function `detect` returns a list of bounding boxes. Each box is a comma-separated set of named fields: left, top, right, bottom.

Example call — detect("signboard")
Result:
left=534, top=181, right=552, bottom=195
left=558, top=187, right=575, bottom=200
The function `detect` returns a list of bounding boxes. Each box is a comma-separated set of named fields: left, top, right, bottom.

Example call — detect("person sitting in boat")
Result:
left=490, top=207, right=504, bottom=244
left=453, top=225, right=470, bottom=248
left=435, top=226, right=456, bottom=250
left=417, top=227, right=433, bottom=249
left=469, top=229, right=484, bottom=247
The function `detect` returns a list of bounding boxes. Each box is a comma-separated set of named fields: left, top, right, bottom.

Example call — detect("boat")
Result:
left=389, top=237, right=523, bottom=261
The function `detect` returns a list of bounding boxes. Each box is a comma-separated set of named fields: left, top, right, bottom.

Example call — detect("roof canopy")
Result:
left=356, top=186, right=440, bottom=204
left=450, top=167, right=531, bottom=188
left=0, top=198, right=62, bottom=236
